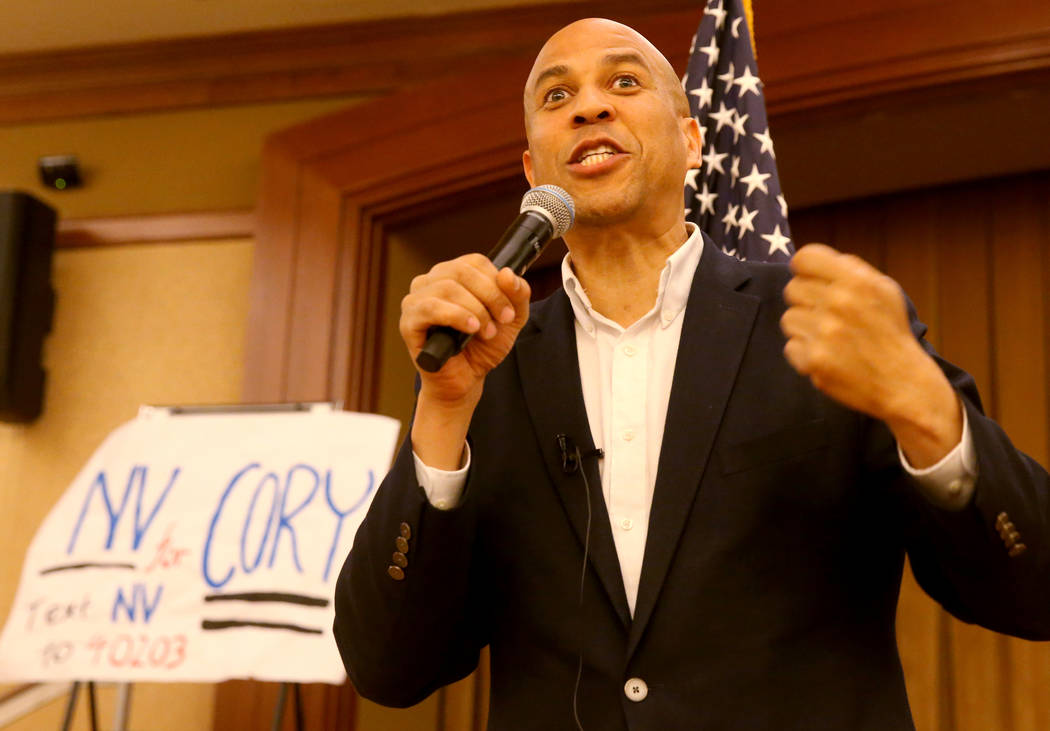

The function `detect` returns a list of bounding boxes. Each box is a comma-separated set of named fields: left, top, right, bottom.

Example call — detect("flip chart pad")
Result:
left=0, top=404, right=400, bottom=684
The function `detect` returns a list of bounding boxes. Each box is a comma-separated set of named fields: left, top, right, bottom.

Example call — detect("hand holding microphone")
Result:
left=400, top=185, right=574, bottom=470
left=412, top=185, right=575, bottom=373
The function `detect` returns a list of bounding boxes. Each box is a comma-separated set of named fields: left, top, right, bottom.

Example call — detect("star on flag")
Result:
left=761, top=225, right=792, bottom=258
left=739, top=163, right=771, bottom=196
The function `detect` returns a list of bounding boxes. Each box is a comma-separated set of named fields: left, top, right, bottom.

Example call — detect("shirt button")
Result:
left=622, top=429, right=635, bottom=442
left=624, top=677, right=648, bottom=702
left=620, top=518, right=634, bottom=531
left=623, top=344, right=636, bottom=357
left=661, top=309, right=675, bottom=323
left=948, top=479, right=963, bottom=496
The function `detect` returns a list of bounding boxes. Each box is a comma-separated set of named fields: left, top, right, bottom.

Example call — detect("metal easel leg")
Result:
left=270, top=682, right=289, bottom=731
left=293, top=683, right=304, bottom=731
left=59, top=682, right=80, bottom=731
left=113, top=683, right=132, bottom=731
left=86, top=682, right=98, bottom=731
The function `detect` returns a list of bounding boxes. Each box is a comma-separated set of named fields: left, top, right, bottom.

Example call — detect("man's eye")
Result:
left=544, top=88, right=568, bottom=104
left=613, top=75, right=638, bottom=89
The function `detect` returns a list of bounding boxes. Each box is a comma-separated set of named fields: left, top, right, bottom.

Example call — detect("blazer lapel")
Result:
left=627, top=242, right=760, bottom=657
left=516, top=292, right=632, bottom=628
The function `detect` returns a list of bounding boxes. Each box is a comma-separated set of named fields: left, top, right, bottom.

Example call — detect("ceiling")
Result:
left=0, top=0, right=581, bottom=54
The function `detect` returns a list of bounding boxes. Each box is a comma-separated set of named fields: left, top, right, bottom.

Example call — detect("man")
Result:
left=334, top=18, right=1049, bottom=729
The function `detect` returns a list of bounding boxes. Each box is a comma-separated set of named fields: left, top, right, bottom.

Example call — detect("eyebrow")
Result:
left=530, top=51, right=652, bottom=95
left=532, top=64, right=569, bottom=93
left=601, top=51, right=650, bottom=71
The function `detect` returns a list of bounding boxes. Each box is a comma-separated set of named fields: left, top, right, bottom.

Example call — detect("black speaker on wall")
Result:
left=0, top=192, right=56, bottom=423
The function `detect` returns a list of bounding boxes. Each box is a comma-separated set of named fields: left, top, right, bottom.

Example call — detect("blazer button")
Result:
left=400, top=522, right=412, bottom=540
left=395, top=536, right=410, bottom=553
left=387, top=565, right=405, bottom=581
left=392, top=551, right=408, bottom=568
left=624, top=677, right=648, bottom=702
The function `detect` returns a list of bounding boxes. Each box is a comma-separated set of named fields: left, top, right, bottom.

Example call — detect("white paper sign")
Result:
left=0, top=405, right=399, bottom=684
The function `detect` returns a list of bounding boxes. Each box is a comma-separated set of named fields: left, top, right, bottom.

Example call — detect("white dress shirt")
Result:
left=413, top=223, right=977, bottom=615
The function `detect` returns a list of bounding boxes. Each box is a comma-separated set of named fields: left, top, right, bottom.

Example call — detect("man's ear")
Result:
left=682, top=116, right=702, bottom=169
left=522, top=149, right=535, bottom=187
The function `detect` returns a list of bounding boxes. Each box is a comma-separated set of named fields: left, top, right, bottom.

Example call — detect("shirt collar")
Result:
left=561, top=222, right=705, bottom=336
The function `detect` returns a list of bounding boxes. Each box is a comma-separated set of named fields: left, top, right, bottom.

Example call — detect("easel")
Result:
left=54, top=402, right=341, bottom=731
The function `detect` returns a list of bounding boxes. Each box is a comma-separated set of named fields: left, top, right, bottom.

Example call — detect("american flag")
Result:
left=682, top=0, right=793, bottom=262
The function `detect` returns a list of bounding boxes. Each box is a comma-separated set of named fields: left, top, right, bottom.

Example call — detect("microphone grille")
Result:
left=520, top=184, right=575, bottom=238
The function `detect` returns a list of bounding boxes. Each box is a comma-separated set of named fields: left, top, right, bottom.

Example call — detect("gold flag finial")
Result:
left=743, top=0, right=756, bottom=56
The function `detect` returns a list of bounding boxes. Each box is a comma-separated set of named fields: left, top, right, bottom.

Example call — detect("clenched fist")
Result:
left=780, top=244, right=962, bottom=468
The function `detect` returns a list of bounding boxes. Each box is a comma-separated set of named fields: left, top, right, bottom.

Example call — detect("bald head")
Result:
left=524, top=18, right=690, bottom=124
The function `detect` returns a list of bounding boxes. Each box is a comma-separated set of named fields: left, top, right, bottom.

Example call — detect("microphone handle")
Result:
left=415, top=211, right=553, bottom=373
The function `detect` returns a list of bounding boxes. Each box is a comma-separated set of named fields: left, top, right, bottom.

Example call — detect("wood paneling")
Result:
left=992, top=179, right=1050, bottom=731
left=758, top=0, right=1050, bottom=113
left=792, top=172, right=1050, bottom=731
left=56, top=209, right=253, bottom=248
left=0, top=1, right=696, bottom=126
left=884, top=192, right=945, bottom=731
left=2, top=0, right=1049, bottom=126
left=936, top=185, right=999, bottom=731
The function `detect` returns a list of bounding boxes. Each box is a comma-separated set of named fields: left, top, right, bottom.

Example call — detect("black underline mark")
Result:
left=202, top=592, right=329, bottom=608
left=39, top=562, right=136, bottom=576
left=200, top=619, right=323, bottom=635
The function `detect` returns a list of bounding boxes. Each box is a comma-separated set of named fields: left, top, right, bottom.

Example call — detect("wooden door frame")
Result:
left=220, top=52, right=535, bottom=731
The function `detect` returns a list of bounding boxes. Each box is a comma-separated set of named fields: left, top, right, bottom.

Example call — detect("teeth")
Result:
left=576, top=144, right=618, bottom=165
left=580, top=152, right=614, bottom=167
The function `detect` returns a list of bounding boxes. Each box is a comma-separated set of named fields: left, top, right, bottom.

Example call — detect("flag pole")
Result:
left=742, top=0, right=755, bottom=53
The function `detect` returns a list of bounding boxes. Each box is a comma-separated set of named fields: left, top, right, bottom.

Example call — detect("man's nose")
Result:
left=572, top=88, right=615, bottom=125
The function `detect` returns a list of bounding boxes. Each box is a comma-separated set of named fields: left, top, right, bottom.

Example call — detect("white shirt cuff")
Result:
left=412, top=443, right=470, bottom=511
left=897, top=400, right=977, bottom=510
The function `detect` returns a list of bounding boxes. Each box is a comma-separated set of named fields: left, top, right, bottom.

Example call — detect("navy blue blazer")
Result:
left=335, top=239, right=1049, bottom=730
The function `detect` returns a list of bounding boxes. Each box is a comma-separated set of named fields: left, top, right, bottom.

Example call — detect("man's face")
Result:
left=522, top=19, right=699, bottom=229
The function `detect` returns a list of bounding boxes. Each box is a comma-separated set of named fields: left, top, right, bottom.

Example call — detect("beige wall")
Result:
left=0, top=238, right=254, bottom=728
left=0, top=97, right=364, bottom=219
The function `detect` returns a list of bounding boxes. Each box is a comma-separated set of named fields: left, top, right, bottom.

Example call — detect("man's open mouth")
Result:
left=571, top=141, right=624, bottom=167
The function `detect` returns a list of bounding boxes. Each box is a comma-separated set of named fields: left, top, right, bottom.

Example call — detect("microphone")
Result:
left=415, top=184, right=575, bottom=373
left=556, top=434, right=604, bottom=475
